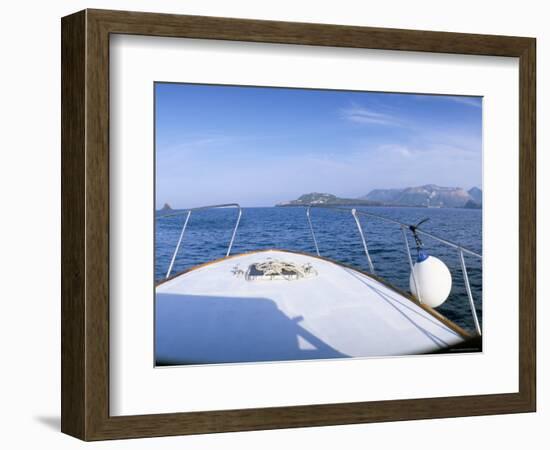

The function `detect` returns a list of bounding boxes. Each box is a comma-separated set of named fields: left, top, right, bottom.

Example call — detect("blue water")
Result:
left=155, top=206, right=482, bottom=333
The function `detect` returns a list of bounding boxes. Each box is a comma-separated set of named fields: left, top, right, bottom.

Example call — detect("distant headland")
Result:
left=159, top=203, right=173, bottom=212
left=276, top=185, right=482, bottom=209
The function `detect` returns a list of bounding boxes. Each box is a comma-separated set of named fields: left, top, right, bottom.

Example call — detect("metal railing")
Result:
left=159, top=203, right=242, bottom=279
left=157, top=202, right=482, bottom=335
left=304, top=205, right=482, bottom=335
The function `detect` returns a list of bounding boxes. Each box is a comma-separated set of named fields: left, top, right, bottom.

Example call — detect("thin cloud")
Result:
left=446, top=96, right=482, bottom=108
left=409, top=94, right=482, bottom=109
left=157, top=133, right=267, bottom=160
left=340, top=104, right=403, bottom=127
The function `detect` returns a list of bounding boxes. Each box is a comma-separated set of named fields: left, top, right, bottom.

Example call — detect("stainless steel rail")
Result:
left=305, top=207, right=320, bottom=257
left=157, top=202, right=482, bottom=335
left=304, top=204, right=482, bottom=335
left=401, top=225, right=423, bottom=304
left=352, top=208, right=375, bottom=274
left=159, top=203, right=242, bottom=279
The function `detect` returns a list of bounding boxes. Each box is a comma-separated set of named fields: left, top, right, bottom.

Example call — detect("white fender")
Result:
left=410, top=254, right=452, bottom=308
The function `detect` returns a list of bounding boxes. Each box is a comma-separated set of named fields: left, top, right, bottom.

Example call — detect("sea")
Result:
left=155, top=206, right=482, bottom=334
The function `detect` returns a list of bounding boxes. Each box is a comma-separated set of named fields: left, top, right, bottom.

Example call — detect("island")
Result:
left=276, top=193, right=381, bottom=207
left=277, top=185, right=482, bottom=209
left=156, top=203, right=174, bottom=214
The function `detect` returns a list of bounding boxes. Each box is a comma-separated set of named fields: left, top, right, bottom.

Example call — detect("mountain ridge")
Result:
left=277, top=185, right=482, bottom=208
left=363, top=184, right=480, bottom=208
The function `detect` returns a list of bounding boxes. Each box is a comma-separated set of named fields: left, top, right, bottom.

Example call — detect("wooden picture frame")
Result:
left=61, top=9, right=536, bottom=441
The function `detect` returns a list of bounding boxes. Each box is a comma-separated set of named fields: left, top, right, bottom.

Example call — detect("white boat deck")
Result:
left=155, top=250, right=465, bottom=365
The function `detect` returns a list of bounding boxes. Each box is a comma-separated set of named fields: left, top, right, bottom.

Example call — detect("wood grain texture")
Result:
left=518, top=39, right=536, bottom=409
left=61, top=10, right=86, bottom=439
left=61, top=8, right=537, bottom=441
left=85, top=10, right=111, bottom=439
left=89, top=8, right=532, bottom=56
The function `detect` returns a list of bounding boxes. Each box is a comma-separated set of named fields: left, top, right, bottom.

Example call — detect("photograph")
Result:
left=154, top=83, right=483, bottom=366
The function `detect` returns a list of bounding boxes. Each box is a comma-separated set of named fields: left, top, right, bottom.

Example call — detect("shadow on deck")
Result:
left=155, top=293, right=349, bottom=366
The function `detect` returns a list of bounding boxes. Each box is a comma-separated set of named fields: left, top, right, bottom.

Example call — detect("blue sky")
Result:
left=155, top=83, right=482, bottom=208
